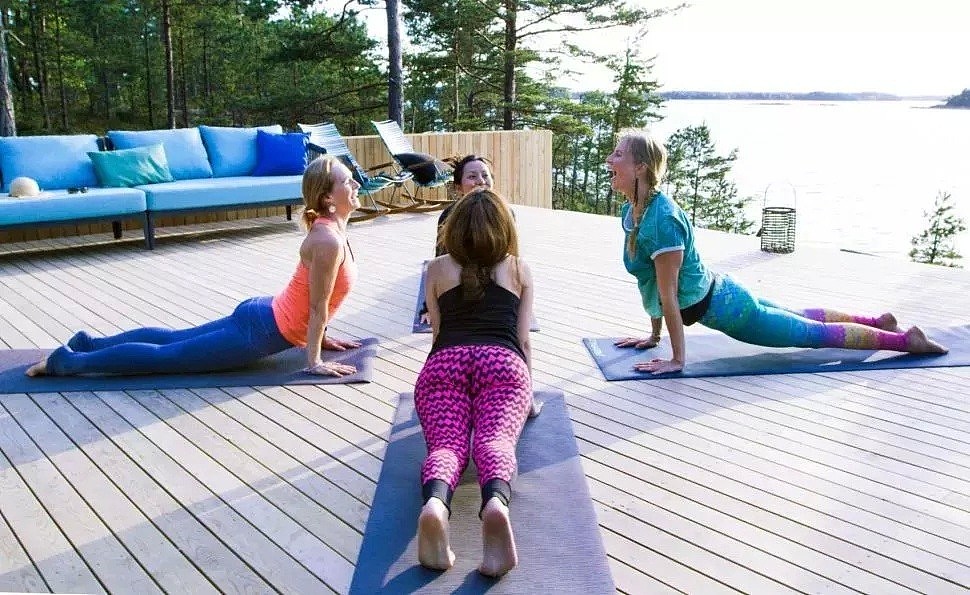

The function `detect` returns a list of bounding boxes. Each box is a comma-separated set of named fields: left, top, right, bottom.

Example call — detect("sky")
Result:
left=331, top=0, right=969, bottom=97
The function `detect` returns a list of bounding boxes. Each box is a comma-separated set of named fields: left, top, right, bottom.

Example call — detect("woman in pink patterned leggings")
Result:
left=415, top=189, right=535, bottom=577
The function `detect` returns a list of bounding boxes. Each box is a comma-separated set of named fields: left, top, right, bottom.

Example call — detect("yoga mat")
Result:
left=0, top=337, right=378, bottom=394
left=583, top=325, right=969, bottom=380
left=412, top=264, right=540, bottom=334
left=349, top=391, right=613, bottom=594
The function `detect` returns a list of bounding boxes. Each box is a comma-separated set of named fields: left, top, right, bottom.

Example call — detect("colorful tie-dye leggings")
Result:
left=415, top=344, right=532, bottom=494
left=698, top=275, right=908, bottom=351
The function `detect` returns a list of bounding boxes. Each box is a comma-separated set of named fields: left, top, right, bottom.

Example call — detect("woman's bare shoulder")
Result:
left=301, top=225, right=342, bottom=261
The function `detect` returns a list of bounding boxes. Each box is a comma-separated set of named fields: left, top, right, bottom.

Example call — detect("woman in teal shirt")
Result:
left=606, top=129, right=947, bottom=375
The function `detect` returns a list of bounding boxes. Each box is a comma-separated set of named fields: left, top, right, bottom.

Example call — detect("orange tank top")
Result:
left=271, top=218, right=358, bottom=347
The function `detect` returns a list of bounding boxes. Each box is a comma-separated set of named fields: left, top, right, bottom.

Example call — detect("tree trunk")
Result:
left=143, top=12, right=153, bottom=128
left=177, top=25, right=188, bottom=127
left=385, top=0, right=403, bottom=125
left=0, top=27, right=15, bottom=136
left=201, top=25, right=210, bottom=113
left=502, top=0, right=516, bottom=130
left=162, top=0, right=175, bottom=128
left=53, top=0, right=66, bottom=129
left=29, top=1, right=50, bottom=130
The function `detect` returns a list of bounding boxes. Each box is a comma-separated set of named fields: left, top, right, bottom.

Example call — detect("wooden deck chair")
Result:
left=371, top=120, right=455, bottom=208
left=298, top=123, right=421, bottom=220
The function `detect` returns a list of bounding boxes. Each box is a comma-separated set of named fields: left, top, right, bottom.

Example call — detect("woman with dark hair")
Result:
left=27, top=156, right=363, bottom=378
left=415, top=189, right=534, bottom=577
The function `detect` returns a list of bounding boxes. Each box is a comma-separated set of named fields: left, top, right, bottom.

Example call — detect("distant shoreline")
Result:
left=659, top=91, right=946, bottom=102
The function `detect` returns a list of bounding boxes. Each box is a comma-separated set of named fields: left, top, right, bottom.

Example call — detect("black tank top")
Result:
left=429, top=281, right=525, bottom=361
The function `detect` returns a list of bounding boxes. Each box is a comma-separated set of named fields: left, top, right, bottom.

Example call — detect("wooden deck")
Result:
left=0, top=206, right=968, bottom=594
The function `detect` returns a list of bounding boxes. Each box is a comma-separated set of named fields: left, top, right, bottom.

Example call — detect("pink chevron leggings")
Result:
left=415, top=344, right=532, bottom=491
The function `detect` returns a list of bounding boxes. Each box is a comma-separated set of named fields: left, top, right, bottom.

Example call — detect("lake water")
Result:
left=650, top=100, right=970, bottom=260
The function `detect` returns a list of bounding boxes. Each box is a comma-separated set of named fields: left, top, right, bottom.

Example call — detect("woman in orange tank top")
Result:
left=26, top=155, right=363, bottom=378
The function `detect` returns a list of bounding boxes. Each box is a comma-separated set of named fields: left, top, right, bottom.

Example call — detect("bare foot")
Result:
left=875, top=313, right=902, bottom=332
left=25, top=355, right=49, bottom=377
left=528, top=399, right=543, bottom=419
left=905, top=326, right=948, bottom=354
left=479, top=497, right=517, bottom=577
left=418, top=498, right=455, bottom=571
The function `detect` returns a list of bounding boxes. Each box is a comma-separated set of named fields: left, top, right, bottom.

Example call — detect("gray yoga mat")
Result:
left=0, top=337, right=378, bottom=394
left=583, top=325, right=967, bottom=380
left=412, top=264, right=539, bottom=334
left=349, top=391, right=614, bottom=594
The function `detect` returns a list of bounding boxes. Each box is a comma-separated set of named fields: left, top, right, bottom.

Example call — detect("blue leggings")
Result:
left=47, top=296, right=294, bottom=376
left=698, top=275, right=906, bottom=350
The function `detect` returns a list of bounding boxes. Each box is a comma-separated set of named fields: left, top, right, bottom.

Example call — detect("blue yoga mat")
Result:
left=0, top=337, right=378, bottom=394
left=584, top=325, right=968, bottom=380
left=412, top=263, right=539, bottom=334
left=349, top=391, right=614, bottom=594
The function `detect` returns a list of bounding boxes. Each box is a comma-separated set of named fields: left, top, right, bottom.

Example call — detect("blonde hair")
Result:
left=618, top=129, right=667, bottom=258
left=440, top=189, right=519, bottom=302
left=300, top=155, right=340, bottom=228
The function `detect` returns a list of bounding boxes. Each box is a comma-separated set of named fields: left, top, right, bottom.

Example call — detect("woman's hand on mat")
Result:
left=322, top=337, right=362, bottom=351
left=306, top=360, right=357, bottom=376
left=420, top=312, right=431, bottom=325
left=614, top=336, right=660, bottom=349
left=634, top=358, right=684, bottom=375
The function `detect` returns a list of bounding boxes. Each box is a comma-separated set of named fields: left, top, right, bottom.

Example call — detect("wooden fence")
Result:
left=0, top=129, right=552, bottom=244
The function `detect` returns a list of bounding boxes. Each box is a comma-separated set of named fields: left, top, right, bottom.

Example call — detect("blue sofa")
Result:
left=0, top=125, right=305, bottom=249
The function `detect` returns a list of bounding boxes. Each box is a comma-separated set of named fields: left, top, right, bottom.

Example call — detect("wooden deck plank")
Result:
left=190, top=387, right=373, bottom=531
left=92, top=389, right=348, bottom=594
left=0, top=394, right=217, bottom=594
left=152, top=388, right=363, bottom=556
left=33, top=392, right=273, bottom=593
left=61, top=391, right=333, bottom=594
left=0, top=493, right=49, bottom=593
left=571, top=416, right=968, bottom=591
left=123, top=389, right=356, bottom=592
left=0, top=401, right=158, bottom=593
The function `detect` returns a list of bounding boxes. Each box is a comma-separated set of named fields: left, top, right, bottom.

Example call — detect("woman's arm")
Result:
left=424, top=259, right=442, bottom=342
left=636, top=250, right=686, bottom=374
left=650, top=317, right=663, bottom=342
left=305, top=234, right=342, bottom=369
left=515, top=258, right=535, bottom=374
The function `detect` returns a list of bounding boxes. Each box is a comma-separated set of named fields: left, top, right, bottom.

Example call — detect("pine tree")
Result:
left=663, top=124, right=754, bottom=233
left=909, top=191, right=965, bottom=267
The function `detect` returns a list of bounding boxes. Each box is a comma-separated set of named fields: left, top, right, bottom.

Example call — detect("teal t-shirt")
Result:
left=621, top=192, right=714, bottom=318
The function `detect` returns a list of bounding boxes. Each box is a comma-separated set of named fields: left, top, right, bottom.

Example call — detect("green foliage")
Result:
left=663, top=124, right=754, bottom=234
left=6, top=0, right=386, bottom=134
left=909, top=191, right=965, bottom=267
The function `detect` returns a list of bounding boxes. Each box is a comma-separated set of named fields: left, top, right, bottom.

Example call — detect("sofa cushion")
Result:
left=0, top=188, right=147, bottom=226
left=0, top=134, right=100, bottom=192
left=199, top=124, right=284, bottom=178
left=394, top=151, right=450, bottom=185
left=137, top=176, right=303, bottom=212
left=252, top=131, right=309, bottom=176
left=107, top=128, right=213, bottom=180
left=88, top=144, right=174, bottom=188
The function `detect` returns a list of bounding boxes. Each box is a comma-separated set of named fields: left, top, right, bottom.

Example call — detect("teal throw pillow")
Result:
left=251, top=130, right=309, bottom=176
left=88, top=144, right=175, bottom=188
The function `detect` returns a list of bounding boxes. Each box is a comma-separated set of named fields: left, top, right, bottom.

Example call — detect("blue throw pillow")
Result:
left=88, top=144, right=174, bottom=187
left=107, top=128, right=213, bottom=180
left=0, top=134, right=100, bottom=191
left=251, top=130, right=309, bottom=176
left=199, top=124, right=283, bottom=177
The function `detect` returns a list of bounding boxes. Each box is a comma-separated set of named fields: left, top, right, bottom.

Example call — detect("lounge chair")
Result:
left=298, top=122, right=420, bottom=220
left=371, top=120, right=455, bottom=208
